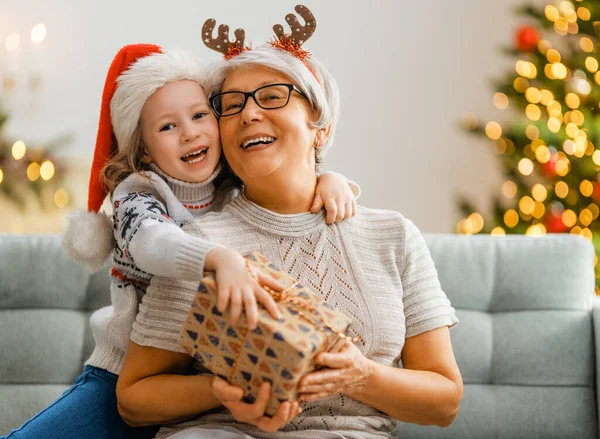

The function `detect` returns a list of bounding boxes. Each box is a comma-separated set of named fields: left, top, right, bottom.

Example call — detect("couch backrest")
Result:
left=395, top=234, right=597, bottom=438
left=0, top=235, right=111, bottom=434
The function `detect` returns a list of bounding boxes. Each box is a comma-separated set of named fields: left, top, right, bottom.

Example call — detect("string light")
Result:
left=40, top=161, right=55, bottom=181
left=54, top=189, right=69, bottom=208
left=26, top=163, right=40, bottom=181
left=12, top=141, right=26, bottom=160
left=485, top=122, right=502, bottom=139
left=504, top=209, right=519, bottom=228
left=493, top=93, right=509, bottom=109
left=502, top=181, right=518, bottom=198
left=0, top=169, right=3, bottom=184
left=5, top=33, right=20, bottom=51
left=491, top=227, right=506, bottom=236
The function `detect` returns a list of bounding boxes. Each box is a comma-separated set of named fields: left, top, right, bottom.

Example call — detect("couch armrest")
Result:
left=593, top=296, right=600, bottom=438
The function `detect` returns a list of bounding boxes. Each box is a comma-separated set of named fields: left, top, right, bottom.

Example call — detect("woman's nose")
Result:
left=240, top=96, right=262, bottom=125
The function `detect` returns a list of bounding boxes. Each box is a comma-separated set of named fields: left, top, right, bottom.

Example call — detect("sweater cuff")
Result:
left=175, top=236, right=224, bottom=280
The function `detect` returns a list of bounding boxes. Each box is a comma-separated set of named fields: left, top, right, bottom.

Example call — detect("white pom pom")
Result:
left=61, top=209, right=114, bottom=272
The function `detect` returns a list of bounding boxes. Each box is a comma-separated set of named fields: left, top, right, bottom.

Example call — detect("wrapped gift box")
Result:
left=178, top=251, right=354, bottom=415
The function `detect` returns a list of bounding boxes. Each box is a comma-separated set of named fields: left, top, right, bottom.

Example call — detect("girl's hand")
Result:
left=311, top=172, right=357, bottom=225
left=205, top=247, right=283, bottom=330
left=212, top=377, right=301, bottom=433
left=297, top=341, right=374, bottom=402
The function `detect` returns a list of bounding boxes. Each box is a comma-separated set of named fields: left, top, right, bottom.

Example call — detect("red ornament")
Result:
left=592, top=182, right=600, bottom=204
left=515, top=25, right=540, bottom=53
left=540, top=154, right=558, bottom=178
left=545, top=212, right=568, bottom=233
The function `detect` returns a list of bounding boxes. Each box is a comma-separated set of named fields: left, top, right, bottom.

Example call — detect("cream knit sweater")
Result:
left=132, top=193, right=459, bottom=439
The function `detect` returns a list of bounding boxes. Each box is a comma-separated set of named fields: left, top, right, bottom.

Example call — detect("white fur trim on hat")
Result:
left=110, top=49, right=208, bottom=153
left=62, top=209, right=114, bottom=272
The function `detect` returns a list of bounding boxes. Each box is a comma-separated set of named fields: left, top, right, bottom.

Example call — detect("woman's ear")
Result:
left=315, top=124, right=332, bottom=148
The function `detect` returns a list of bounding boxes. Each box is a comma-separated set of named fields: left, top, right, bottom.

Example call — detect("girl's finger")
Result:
left=255, top=270, right=285, bottom=292
left=352, top=199, right=357, bottom=217
left=216, top=285, right=231, bottom=313
left=254, top=288, right=282, bottom=321
left=229, top=288, right=243, bottom=325
left=345, top=200, right=354, bottom=219
left=325, top=199, right=337, bottom=225
left=336, top=202, right=345, bottom=223
left=310, top=192, right=324, bottom=213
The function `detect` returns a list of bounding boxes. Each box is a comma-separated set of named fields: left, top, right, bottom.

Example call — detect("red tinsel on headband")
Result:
left=269, top=36, right=311, bottom=61
left=224, top=44, right=251, bottom=60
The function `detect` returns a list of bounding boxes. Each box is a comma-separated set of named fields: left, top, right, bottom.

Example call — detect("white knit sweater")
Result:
left=131, top=193, right=459, bottom=439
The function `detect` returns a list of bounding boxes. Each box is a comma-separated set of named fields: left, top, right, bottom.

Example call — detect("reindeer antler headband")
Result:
left=202, top=5, right=318, bottom=75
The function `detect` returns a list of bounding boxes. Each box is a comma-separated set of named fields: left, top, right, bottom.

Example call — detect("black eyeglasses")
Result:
left=209, top=83, right=308, bottom=118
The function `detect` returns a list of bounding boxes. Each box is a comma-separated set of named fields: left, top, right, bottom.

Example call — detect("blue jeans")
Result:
left=1, top=366, right=159, bottom=439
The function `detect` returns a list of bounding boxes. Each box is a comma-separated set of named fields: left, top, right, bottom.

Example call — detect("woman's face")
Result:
left=217, top=65, right=318, bottom=183
left=140, top=80, right=221, bottom=183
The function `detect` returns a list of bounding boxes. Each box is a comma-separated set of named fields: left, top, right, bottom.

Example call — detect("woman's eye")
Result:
left=265, top=94, right=283, bottom=101
left=159, top=123, right=175, bottom=132
left=224, top=103, right=242, bottom=111
left=193, top=112, right=206, bottom=120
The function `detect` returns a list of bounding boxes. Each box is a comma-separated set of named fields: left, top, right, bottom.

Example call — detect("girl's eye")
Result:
left=159, top=123, right=175, bottom=132
left=193, top=112, right=207, bottom=120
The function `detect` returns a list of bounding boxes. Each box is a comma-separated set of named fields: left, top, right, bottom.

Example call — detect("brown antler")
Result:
left=202, top=18, right=246, bottom=56
left=273, top=5, right=316, bottom=46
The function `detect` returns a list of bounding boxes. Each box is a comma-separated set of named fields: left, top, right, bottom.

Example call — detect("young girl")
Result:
left=2, top=45, right=358, bottom=439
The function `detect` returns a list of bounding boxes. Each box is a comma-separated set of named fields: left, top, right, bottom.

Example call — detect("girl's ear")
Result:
left=141, top=149, right=153, bottom=164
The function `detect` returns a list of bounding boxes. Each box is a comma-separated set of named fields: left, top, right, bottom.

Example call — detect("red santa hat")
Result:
left=62, top=44, right=207, bottom=271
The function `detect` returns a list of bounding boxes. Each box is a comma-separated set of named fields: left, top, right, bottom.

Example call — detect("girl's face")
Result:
left=140, top=80, right=221, bottom=183
left=217, top=65, right=319, bottom=183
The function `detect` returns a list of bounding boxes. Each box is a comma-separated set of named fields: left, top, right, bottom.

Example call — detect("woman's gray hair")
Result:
left=206, top=45, right=340, bottom=170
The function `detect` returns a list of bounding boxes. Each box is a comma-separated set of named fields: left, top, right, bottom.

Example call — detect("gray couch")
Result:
left=0, top=234, right=598, bottom=438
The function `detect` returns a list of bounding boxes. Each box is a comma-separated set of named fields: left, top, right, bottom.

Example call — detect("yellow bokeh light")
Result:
left=562, top=209, right=577, bottom=228
left=5, top=33, right=20, bottom=52
left=519, top=196, right=536, bottom=215
left=461, top=113, right=478, bottom=131
left=580, top=180, right=594, bottom=197
left=588, top=204, right=599, bottom=219
left=532, top=184, right=547, bottom=202
left=30, top=23, right=46, bottom=44
left=493, top=93, right=509, bottom=109
left=595, top=72, right=600, bottom=86
left=40, top=160, right=55, bottom=181
left=526, top=125, right=540, bottom=140
left=526, top=104, right=541, bottom=121
left=504, top=209, right=519, bottom=229
left=547, top=117, right=562, bottom=133
left=54, top=189, right=69, bottom=208
left=26, top=162, right=40, bottom=181
left=12, top=140, right=26, bottom=160
left=554, top=18, right=569, bottom=35
left=518, top=158, right=534, bottom=176
left=565, top=123, right=579, bottom=138
left=546, top=49, right=561, bottom=63
left=545, top=5, right=560, bottom=21
left=563, top=140, right=576, bottom=155
left=516, top=61, right=537, bottom=79
left=485, top=122, right=502, bottom=140
left=580, top=37, right=594, bottom=52
left=592, top=150, right=600, bottom=166
left=468, top=213, right=484, bottom=234
left=580, top=228, right=593, bottom=241
left=525, top=87, right=541, bottom=103
left=585, top=57, right=599, bottom=73
left=514, top=77, right=529, bottom=93
left=0, top=169, right=3, bottom=184
left=580, top=209, right=594, bottom=226
left=570, top=110, right=584, bottom=126
left=551, top=62, right=568, bottom=79
left=565, top=93, right=580, bottom=109
left=533, top=202, right=546, bottom=219
left=547, top=100, right=562, bottom=116
left=526, top=224, right=546, bottom=236
left=540, top=89, right=554, bottom=105
left=491, top=226, right=506, bottom=236
left=502, top=181, right=518, bottom=199
left=535, top=145, right=550, bottom=163
left=556, top=158, right=570, bottom=176
left=555, top=181, right=569, bottom=198
left=577, top=7, right=591, bottom=21
left=538, top=39, right=552, bottom=54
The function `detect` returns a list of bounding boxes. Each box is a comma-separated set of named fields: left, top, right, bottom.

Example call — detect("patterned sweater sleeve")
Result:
left=113, top=181, right=222, bottom=280
left=400, top=217, right=459, bottom=338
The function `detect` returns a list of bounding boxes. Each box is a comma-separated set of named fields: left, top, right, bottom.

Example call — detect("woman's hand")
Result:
left=297, top=341, right=374, bottom=402
left=311, top=172, right=357, bottom=224
left=212, top=377, right=302, bottom=433
left=205, top=247, right=284, bottom=330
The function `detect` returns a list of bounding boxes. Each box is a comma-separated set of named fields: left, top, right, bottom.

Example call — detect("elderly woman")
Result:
left=116, top=27, right=462, bottom=438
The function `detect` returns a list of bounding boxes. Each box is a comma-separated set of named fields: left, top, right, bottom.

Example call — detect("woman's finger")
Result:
left=258, top=401, right=291, bottom=433
left=242, top=286, right=259, bottom=330
left=315, top=351, right=353, bottom=369
left=254, top=288, right=282, bottom=321
left=229, top=288, right=243, bottom=325
left=213, top=377, right=244, bottom=403
left=352, top=199, right=357, bottom=217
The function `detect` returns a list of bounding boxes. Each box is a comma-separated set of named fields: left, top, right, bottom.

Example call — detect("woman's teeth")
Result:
left=241, top=136, right=276, bottom=149
left=181, top=148, right=208, bottom=163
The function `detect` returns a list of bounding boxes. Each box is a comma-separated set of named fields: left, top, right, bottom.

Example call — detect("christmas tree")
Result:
left=458, top=1, right=600, bottom=291
left=0, top=101, right=70, bottom=210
